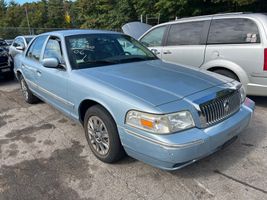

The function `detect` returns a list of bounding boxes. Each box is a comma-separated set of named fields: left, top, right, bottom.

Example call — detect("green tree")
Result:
left=46, top=0, right=65, bottom=28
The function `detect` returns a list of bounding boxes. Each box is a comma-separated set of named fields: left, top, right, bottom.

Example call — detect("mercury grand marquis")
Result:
left=14, top=30, right=255, bottom=170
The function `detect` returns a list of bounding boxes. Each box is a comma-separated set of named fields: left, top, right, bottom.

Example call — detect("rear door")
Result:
left=21, top=35, right=48, bottom=93
left=139, top=25, right=168, bottom=58
left=205, top=17, right=263, bottom=79
left=161, top=20, right=208, bottom=67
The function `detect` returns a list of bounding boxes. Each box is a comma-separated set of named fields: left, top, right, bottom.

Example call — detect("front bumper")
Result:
left=119, top=98, right=255, bottom=170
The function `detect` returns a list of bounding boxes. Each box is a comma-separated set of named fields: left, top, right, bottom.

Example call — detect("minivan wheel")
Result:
left=213, top=69, right=239, bottom=82
left=19, top=76, right=39, bottom=104
left=84, top=105, right=125, bottom=163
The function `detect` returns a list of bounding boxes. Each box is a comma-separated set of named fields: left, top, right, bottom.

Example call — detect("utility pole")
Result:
left=25, top=6, right=31, bottom=35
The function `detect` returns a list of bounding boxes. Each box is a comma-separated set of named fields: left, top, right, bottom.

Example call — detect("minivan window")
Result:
left=166, top=21, right=205, bottom=46
left=140, top=26, right=166, bottom=47
left=26, top=35, right=47, bottom=61
left=208, top=18, right=260, bottom=44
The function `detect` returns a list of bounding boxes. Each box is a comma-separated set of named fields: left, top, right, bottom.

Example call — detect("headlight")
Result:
left=239, top=85, right=246, bottom=103
left=125, top=110, right=195, bottom=134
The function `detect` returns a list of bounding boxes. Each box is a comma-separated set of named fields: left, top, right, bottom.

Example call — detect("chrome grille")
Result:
left=200, top=90, right=241, bottom=127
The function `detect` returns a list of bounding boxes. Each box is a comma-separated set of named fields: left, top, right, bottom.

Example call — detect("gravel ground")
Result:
left=0, top=79, right=266, bottom=200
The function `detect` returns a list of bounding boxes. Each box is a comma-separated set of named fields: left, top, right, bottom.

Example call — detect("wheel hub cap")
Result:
left=87, top=116, right=109, bottom=155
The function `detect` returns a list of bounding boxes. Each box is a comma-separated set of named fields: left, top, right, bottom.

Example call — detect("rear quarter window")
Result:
left=208, top=18, right=260, bottom=44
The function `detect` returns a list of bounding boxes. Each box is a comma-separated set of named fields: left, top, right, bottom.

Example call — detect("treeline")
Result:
left=0, top=0, right=266, bottom=38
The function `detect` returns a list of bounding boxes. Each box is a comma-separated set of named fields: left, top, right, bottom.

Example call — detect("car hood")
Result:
left=77, top=60, right=232, bottom=106
left=122, top=22, right=152, bottom=39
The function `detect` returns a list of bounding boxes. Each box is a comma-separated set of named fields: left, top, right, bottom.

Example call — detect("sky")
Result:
left=8, top=0, right=38, bottom=4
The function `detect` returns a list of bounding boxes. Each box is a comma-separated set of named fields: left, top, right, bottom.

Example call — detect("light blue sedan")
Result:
left=14, top=30, right=255, bottom=170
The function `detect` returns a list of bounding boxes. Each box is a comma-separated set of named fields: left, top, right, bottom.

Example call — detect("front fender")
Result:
left=77, top=96, right=119, bottom=125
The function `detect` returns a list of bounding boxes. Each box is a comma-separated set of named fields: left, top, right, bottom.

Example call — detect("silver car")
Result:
left=124, top=13, right=267, bottom=96
left=8, top=35, right=35, bottom=68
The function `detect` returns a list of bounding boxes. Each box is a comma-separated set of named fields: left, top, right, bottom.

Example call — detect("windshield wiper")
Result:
left=83, top=59, right=118, bottom=65
left=118, top=56, right=157, bottom=62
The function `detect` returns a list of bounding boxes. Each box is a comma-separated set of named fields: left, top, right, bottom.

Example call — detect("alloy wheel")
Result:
left=87, top=116, right=110, bottom=155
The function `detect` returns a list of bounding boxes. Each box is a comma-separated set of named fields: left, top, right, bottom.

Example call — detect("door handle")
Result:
left=36, top=70, right=42, bottom=77
left=151, top=49, right=160, bottom=55
left=163, top=50, right=172, bottom=54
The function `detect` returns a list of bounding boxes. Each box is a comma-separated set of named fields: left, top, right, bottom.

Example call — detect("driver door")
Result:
left=34, top=36, right=73, bottom=115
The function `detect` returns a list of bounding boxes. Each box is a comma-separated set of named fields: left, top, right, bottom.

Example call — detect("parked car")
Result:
left=5, top=39, right=13, bottom=46
left=14, top=30, right=254, bottom=170
left=123, top=13, right=267, bottom=96
left=0, top=39, right=13, bottom=79
left=8, top=35, right=35, bottom=68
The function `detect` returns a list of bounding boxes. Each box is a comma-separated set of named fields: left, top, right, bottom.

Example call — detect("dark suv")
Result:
left=0, top=39, right=13, bottom=79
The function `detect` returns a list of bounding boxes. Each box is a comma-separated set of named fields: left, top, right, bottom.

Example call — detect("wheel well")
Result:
left=79, top=100, right=106, bottom=124
left=16, top=71, right=22, bottom=79
left=207, top=67, right=240, bottom=81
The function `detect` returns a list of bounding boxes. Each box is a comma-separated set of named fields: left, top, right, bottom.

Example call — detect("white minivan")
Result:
left=123, top=13, right=267, bottom=96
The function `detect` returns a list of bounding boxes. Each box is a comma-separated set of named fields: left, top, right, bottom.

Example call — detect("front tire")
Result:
left=84, top=105, right=125, bottom=163
left=19, top=76, right=39, bottom=104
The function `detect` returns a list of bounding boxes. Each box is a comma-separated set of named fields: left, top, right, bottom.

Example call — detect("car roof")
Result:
left=40, top=29, right=122, bottom=37
left=15, top=35, right=35, bottom=39
left=155, top=12, right=267, bottom=26
left=23, top=35, right=35, bottom=38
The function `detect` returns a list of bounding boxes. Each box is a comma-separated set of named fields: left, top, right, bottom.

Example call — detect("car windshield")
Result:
left=65, top=33, right=158, bottom=69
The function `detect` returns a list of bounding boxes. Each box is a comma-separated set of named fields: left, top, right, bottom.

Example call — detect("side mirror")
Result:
left=16, top=45, right=25, bottom=51
left=41, top=58, right=59, bottom=68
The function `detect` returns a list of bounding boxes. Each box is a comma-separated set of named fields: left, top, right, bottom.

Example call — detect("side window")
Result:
left=17, top=38, right=25, bottom=48
left=26, top=35, right=47, bottom=61
left=166, top=21, right=205, bottom=45
left=208, top=18, right=260, bottom=44
left=25, top=37, right=33, bottom=44
left=140, top=26, right=166, bottom=47
left=13, top=38, right=20, bottom=47
left=43, top=38, right=63, bottom=62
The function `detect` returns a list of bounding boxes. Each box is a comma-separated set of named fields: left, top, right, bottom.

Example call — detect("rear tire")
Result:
left=19, top=76, right=39, bottom=104
left=213, top=69, right=239, bottom=81
left=84, top=105, right=125, bottom=163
